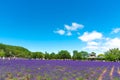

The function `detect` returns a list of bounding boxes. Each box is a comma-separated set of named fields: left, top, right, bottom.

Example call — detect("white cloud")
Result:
left=78, top=31, right=103, bottom=42
left=87, top=41, right=99, bottom=46
left=85, top=45, right=99, bottom=50
left=54, top=29, right=65, bottom=35
left=83, top=41, right=100, bottom=52
left=54, top=22, right=84, bottom=36
left=105, top=38, right=120, bottom=49
left=112, top=28, right=120, bottom=33
left=105, top=37, right=110, bottom=41
left=82, top=37, right=120, bottom=54
left=65, top=22, right=84, bottom=31
left=66, top=32, right=72, bottom=36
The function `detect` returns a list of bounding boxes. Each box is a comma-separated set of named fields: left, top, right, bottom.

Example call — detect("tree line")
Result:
left=0, top=43, right=89, bottom=60
left=0, top=43, right=120, bottom=61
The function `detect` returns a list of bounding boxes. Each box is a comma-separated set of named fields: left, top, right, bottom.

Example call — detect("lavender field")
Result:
left=0, top=59, right=120, bottom=80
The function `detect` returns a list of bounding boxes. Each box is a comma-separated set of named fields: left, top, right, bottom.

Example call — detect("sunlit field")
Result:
left=0, top=59, right=120, bottom=80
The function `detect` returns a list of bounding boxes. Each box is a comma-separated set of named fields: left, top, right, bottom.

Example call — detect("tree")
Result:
left=0, top=49, right=5, bottom=57
left=72, top=50, right=78, bottom=60
left=80, top=51, right=88, bottom=60
left=49, top=52, right=56, bottom=59
left=31, top=52, right=37, bottom=59
left=57, top=50, right=71, bottom=59
left=97, top=54, right=105, bottom=60
left=91, top=52, right=96, bottom=56
left=36, top=52, right=44, bottom=59
left=72, top=50, right=82, bottom=60
left=31, top=52, right=44, bottom=59
left=97, top=54, right=104, bottom=58
left=44, top=52, right=50, bottom=59
left=104, top=48, right=120, bottom=61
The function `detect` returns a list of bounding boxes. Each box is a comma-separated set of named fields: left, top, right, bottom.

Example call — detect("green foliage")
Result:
left=36, top=75, right=42, bottom=80
left=72, top=50, right=82, bottom=60
left=104, top=48, right=120, bottom=61
left=0, top=43, right=31, bottom=58
left=76, top=77, right=84, bottom=80
left=97, top=54, right=105, bottom=60
left=44, top=52, right=50, bottom=59
left=91, top=52, right=96, bottom=56
left=72, top=50, right=78, bottom=60
left=113, top=77, right=120, bottom=80
left=31, top=52, right=44, bottom=59
left=49, top=52, right=56, bottom=59
left=57, top=50, right=71, bottom=59
left=0, top=49, right=5, bottom=57
left=97, top=54, right=104, bottom=58
left=80, top=51, right=88, bottom=59
left=1, top=43, right=120, bottom=61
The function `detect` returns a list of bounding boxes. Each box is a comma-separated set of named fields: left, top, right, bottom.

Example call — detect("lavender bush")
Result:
left=0, top=59, right=120, bottom=80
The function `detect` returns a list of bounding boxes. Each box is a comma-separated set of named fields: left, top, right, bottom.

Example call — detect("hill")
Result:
left=0, top=43, right=31, bottom=58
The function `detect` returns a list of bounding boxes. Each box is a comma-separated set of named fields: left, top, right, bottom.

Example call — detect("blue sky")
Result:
left=0, top=0, right=120, bottom=54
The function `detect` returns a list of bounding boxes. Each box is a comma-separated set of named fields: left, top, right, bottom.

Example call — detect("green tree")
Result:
left=57, top=50, right=71, bottom=59
left=31, top=52, right=38, bottom=59
left=44, top=52, right=50, bottom=59
left=104, top=48, right=120, bottom=61
left=31, top=52, right=44, bottom=59
left=97, top=54, right=104, bottom=58
left=97, top=54, right=105, bottom=60
left=72, top=50, right=82, bottom=60
left=72, top=50, right=78, bottom=60
left=80, top=51, right=88, bottom=60
left=49, top=52, right=56, bottom=59
left=0, top=49, right=5, bottom=57
left=91, top=52, right=96, bottom=56
left=38, top=52, right=44, bottom=59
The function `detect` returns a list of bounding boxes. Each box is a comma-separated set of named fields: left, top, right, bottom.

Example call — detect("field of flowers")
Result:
left=0, top=59, right=120, bottom=80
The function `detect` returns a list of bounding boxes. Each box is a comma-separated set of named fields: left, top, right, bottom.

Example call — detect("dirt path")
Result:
left=117, top=67, right=120, bottom=75
left=109, top=66, right=114, bottom=80
left=98, top=68, right=107, bottom=80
